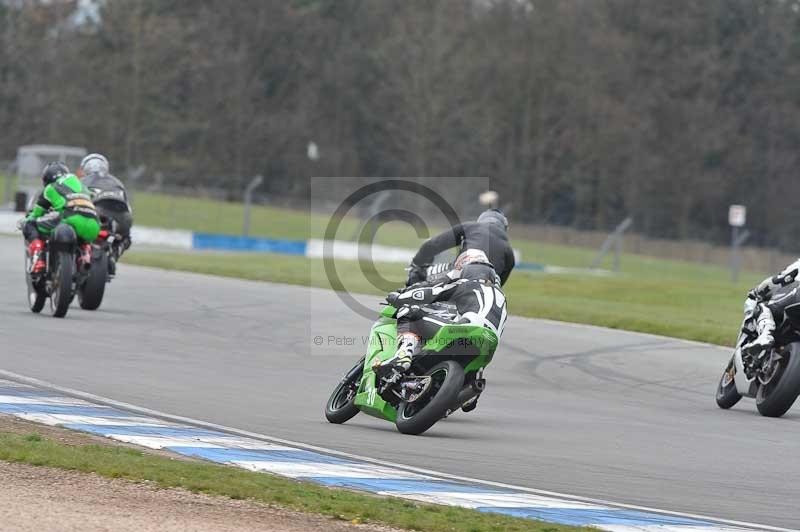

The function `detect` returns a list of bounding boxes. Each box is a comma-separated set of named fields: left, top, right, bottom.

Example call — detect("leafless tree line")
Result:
left=3, top=0, right=800, bottom=249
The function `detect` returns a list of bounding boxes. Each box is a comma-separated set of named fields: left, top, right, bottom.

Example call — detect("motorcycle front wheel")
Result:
left=24, top=247, right=46, bottom=313
left=325, top=359, right=363, bottom=424
left=716, top=356, right=742, bottom=409
left=756, top=344, right=800, bottom=417
left=396, top=360, right=464, bottom=435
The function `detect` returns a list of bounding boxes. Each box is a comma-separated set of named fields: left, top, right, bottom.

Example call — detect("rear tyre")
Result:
left=50, top=251, right=74, bottom=318
left=756, top=344, right=800, bottom=418
left=396, top=360, right=464, bottom=435
left=716, top=356, right=742, bottom=409
left=78, top=251, right=108, bottom=311
left=325, top=362, right=363, bottom=424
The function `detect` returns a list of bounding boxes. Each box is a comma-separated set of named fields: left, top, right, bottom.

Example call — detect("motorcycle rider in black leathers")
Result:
left=78, top=153, right=133, bottom=276
left=374, top=247, right=509, bottom=415
left=743, top=259, right=800, bottom=355
left=406, top=208, right=515, bottom=287
left=372, top=209, right=513, bottom=412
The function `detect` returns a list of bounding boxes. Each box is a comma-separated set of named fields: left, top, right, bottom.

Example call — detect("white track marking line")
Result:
left=396, top=491, right=607, bottom=510
left=104, top=434, right=297, bottom=451
left=233, top=461, right=434, bottom=479
left=105, top=435, right=240, bottom=450
left=0, top=369, right=789, bottom=532
left=0, top=395, right=99, bottom=406
left=15, top=413, right=172, bottom=427
left=602, top=527, right=757, bottom=532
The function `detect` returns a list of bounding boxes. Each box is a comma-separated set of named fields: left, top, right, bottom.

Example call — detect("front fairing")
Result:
left=353, top=313, right=398, bottom=422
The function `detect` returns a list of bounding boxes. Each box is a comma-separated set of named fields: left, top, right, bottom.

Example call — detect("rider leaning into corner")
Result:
left=743, top=259, right=800, bottom=355
left=77, top=153, right=133, bottom=276
left=23, top=162, right=100, bottom=274
left=373, top=209, right=514, bottom=411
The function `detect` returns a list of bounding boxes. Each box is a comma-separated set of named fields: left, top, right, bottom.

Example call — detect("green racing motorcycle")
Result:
left=324, top=304, right=498, bottom=435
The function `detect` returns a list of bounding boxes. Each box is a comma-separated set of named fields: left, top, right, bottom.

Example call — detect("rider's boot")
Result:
left=743, top=304, right=776, bottom=356
left=27, top=239, right=46, bottom=275
left=374, top=333, right=420, bottom=385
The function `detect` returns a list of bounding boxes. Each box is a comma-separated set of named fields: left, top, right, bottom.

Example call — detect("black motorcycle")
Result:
left=77, top=190, right=132, bottom=311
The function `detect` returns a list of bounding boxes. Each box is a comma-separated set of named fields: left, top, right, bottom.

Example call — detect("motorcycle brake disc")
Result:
left=758, top=351, right=784, bottom=385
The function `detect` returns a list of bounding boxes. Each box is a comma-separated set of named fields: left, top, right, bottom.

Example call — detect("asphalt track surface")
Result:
left=0, top=235, right=797, bottom=529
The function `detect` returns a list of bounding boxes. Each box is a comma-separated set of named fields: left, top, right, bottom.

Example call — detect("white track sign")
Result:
left=729, top=205, right=747, bottom=227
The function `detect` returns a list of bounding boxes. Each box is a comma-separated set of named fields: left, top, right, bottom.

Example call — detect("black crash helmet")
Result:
left=41, top=162, right=69, bottom=186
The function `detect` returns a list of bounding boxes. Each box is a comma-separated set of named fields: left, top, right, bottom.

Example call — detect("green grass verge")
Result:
left=0, top=432, right=582, bottom=532
left=127, top=191, right=759, bottom=271
left=131, top=192, right=318, bottom=241
left=129, top=192, right=418, bottom=248
left=125, top=251, right=757, bottom=346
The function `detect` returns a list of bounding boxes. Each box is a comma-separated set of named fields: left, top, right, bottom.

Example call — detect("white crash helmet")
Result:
left=80, top=153, right=110, bottom=175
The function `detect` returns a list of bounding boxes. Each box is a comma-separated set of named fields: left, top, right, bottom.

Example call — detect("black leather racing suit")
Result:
left=82, top=172, right=133, bottom=269
left=412, top=222, right=515, bottom=286
left=82, top=172, right=133, bottom=239
left=754, top=260, right=800, bottom=317
left=744, top=259, right=800, bottom=353
left=390, top=264, right=509, bottom=343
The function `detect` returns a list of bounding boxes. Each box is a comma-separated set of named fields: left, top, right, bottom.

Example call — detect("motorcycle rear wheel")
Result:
left=396, top=360, right=464, bottom=435
left=716, top=356, right=742, bottom=409
left=756, top=344, right=800, bottom=417
left=50, top=251, right=74, bottom=318
left=78, top=250, right=108, bottom=311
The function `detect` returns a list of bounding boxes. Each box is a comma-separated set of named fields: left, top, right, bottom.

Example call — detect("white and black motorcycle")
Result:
left=716, top=296, right=800, bottom=417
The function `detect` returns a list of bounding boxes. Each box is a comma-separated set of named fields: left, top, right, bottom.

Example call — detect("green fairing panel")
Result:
left=424, top=324, right=498, bottom=373
left=354, top=386, right=397, bottom=422
left=354, top=316, right=398, bottom=422
left=352, top=307, right=499, bottom=421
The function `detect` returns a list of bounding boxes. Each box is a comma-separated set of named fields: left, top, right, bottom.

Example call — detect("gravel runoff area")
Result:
left=0, top=415, right=400, bottom=532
